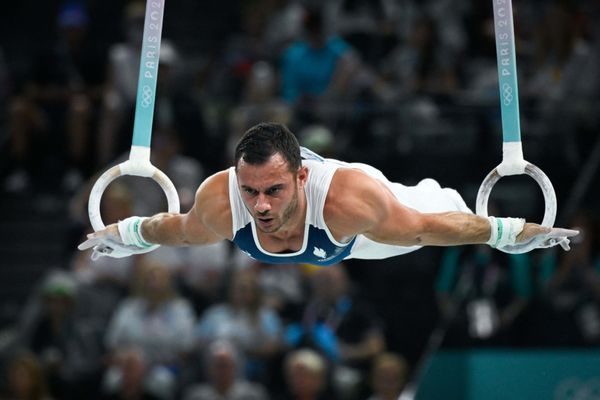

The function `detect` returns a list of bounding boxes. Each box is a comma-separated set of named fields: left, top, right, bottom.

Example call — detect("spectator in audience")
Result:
left=105, top=260, right=196, bottom=400
left=297, top=124, right=336, bottom=159
left=195, top=268, right=284, bottom=383
left=3, top=1, right=107, bottom=194
left=182, top=339, right=269, bottom=400
left=252, top=261, right=307, bottom=323
left=281, top=7, right=370, bottom=111
left=327, top=0, right=397, bottom=67
left=524, top=0, right=600, bottom=167
left=286, top=264, right=385, bottom=399
left=227, top=61, right=292, bottom=165
left=379, top=15, right=459, bottom=99
left=281, top=348, right=330, bottom=400
left=176, top=242, right=238, bottom=316
left=367, top=352, right=409, bottom=400
left=261, top=0, right=306, bottom=57
left=101, top=348, right=162, bottom=400
left=1, top=351, right=53, bottom=400
left=424, top=0, right=469, bottom=61
left=461, top=12, right=500, bottom=104
left=435, top=245, right=533, bottom=346
left=17, top=271, right=105, bottom=400
left=206, top=0, right=301, bottom=109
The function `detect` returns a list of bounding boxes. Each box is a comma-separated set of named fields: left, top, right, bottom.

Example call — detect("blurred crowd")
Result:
left=1, top=0, right=600, bottom=399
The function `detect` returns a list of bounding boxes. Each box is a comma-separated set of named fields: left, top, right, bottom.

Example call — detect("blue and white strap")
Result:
left=486, top=216, right=525, bottom=248
left=118, top=216, right=159, bottom=250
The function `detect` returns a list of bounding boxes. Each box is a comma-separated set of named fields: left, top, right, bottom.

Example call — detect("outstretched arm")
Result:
left=79, top=171, right=232, bottom=259
left=140, top=171, right=231, bottom=246
left=326, top=169, right=578, bottom=250
left=393, top=210, right=575, bottom=249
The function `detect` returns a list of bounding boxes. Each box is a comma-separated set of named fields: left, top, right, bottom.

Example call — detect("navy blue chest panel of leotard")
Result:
left=233, top=223, right=356, bottom=266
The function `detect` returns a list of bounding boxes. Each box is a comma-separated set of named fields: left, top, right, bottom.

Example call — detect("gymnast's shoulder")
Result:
left=192, top=169, right=232, bottom=237
left=324, top=167, right=391, bottom=236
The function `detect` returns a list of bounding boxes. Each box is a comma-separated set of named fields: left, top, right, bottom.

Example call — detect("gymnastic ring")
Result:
left=88, top=161, right=180, bottom=234
left=476, top=162, right=556, bottom=254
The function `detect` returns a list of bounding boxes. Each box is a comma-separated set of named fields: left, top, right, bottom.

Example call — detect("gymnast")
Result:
left=79, top=122, right=579, bottom=265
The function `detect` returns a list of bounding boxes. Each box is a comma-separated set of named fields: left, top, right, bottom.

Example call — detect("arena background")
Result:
left=0, top=0, right=599, bottom=399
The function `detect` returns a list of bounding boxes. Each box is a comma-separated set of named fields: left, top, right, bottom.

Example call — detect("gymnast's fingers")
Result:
left=559, top=238, right=571, bottom=251
left=90, top=244, right=115, bottom=260
left=78, top=236, right=102, bottom=251
left=547, top=228, right=579, bottom=239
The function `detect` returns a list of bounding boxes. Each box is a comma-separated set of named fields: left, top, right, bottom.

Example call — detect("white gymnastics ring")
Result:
left=476, top=162, right=556, bottom=254
left=88, top=158, right=180, bottom=253
left=85, top=0, right=176, bottom=256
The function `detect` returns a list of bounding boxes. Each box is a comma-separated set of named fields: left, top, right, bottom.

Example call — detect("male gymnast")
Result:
left=79, top=122, right=578, bottom=265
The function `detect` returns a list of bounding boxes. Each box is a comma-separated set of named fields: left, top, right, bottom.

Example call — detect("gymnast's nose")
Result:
left=255, top=193, right=271, bottom=214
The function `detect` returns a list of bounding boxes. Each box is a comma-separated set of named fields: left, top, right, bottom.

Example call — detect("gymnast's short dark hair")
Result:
left=234, top=122, right=302, bottom=172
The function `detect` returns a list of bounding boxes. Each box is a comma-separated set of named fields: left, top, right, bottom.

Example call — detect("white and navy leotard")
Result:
left=229, top=148, right=472, bottom=266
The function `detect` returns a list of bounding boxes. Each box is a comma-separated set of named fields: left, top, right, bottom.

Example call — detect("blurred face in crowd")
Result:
left=209, top=348, right=237, bottom=393
left=245, top=61, right=276, bottom=103
left=125, top=1, right=145, bottom=45
left=311, top=264, right=349, bottom=304
left=230, top=270, right=261, bottom=309
left=137, top=262, right=173, bottom=304
left=101, top=183, right=134, bottom=224
left=286, top=357, right=325, bottom=398
left=371, top=354, right=409, bottom=399
left=7, top=355, right=46, bottom=400
left=118, top=349, right=147, bottom=394
left=45, top=293, right=74, bottom=322
left=303, top=10, right=326, bottom=49
left=10, top=363, right=34, bottom=398
left=57, top=3, right=89, bottom=50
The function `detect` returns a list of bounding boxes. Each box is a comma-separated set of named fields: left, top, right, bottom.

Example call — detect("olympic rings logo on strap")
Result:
left=141, top=85, right=153, bottom=108
left=502, top=83, right=513, bottom=106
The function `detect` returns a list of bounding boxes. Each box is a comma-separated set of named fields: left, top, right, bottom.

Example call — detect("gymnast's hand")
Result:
left=78, top=217, right=158, bottom=260
left=78, top=224, right=136, bottom=260
left=516, top=223, right=579, bottom=251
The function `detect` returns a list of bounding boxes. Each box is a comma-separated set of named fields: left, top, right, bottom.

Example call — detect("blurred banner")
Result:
left=417, top=349, right=600, bottom=400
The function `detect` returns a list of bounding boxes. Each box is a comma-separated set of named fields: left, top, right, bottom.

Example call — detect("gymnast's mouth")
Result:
left=257, top=217, right=274, bottom=225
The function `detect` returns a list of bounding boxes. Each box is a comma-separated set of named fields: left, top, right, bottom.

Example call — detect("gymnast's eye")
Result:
left=243, top=188, right=258, bottom=196
left=265, top=185, right=283, bottom=196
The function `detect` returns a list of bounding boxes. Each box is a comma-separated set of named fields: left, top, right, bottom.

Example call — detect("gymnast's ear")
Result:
left=296, top=166, right=309, bottom=187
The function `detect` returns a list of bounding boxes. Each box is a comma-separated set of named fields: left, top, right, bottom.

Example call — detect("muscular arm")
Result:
left=326, top=169, right=553, bottom=247
left=80, top=170, right=233, bottom=256
left=140, top=211, right=221, bottom=246
left=141, top=170, right=232, bottom=246
left=399, top=211, right=491, bottom=246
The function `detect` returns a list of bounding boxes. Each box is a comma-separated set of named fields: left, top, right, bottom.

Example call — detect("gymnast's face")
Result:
left=237, top=153, right=307, bottom=234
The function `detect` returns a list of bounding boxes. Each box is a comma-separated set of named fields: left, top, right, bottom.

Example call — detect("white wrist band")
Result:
left=487, top=216, right=499, bottom=247
left=487, top=216, right=525, bottom=248
left=118, top=216, right=155, bottom=249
